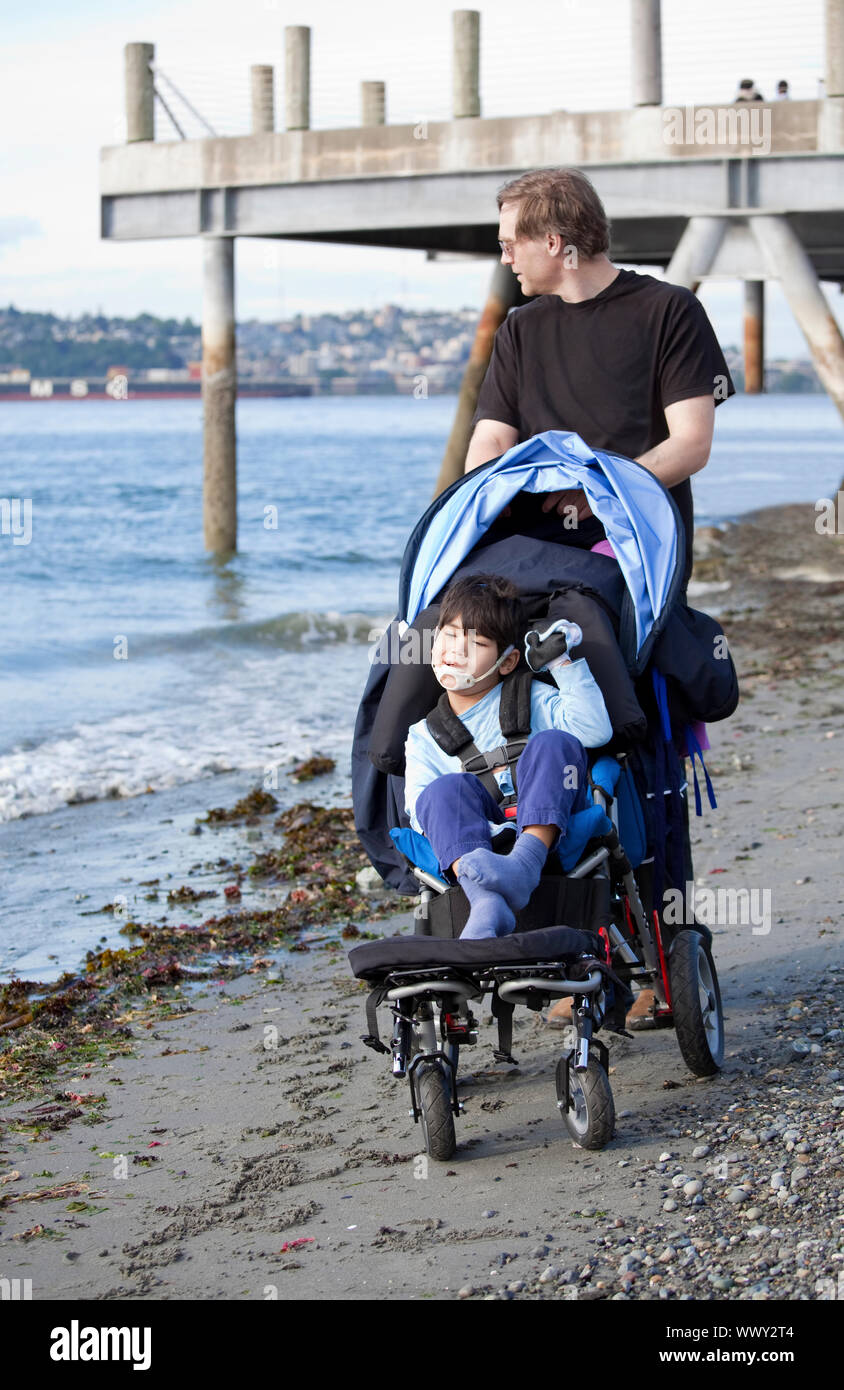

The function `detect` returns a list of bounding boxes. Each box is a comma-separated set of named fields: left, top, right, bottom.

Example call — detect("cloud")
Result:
left=0, top=216, right=43, bottom=248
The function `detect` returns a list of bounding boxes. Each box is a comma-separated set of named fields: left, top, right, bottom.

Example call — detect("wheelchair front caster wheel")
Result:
left=557, top=1055, right=615, bottom=1150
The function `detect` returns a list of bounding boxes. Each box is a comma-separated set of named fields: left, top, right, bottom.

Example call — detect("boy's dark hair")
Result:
left=438, top=574, right=523, bottom=655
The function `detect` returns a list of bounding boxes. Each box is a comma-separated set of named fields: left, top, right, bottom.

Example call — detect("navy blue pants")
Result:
left=415, top=729, right=589, bottom=873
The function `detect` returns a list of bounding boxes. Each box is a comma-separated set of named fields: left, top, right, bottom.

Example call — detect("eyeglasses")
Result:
left=497, top=239, right=518, bottom=256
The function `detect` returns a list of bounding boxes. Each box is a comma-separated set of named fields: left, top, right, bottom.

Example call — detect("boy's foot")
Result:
left=460, top=833, right=547, bottom=912
left=458, top=876, right=515, bottom=940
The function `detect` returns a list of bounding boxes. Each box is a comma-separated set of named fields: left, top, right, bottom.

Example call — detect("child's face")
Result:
left=432, top=615, right=510, bottom=692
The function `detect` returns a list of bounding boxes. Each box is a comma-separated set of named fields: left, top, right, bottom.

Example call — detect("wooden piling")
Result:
left=361, top=81, right=386, bottom=126
left=285, top=26, right=311, bottom=130
left=251, top=65, right=275, bottom=134
left=202, top=238, right=237, bottom=554
left=125, top=43, right=155, bottom=142
left=433, top=259, right=521, bottom=498
left=452, top=10, right=480, bottom=119
left=631, top=0, right=662, bottom=107
left=743, top=280, right=765, bottom=393
left=826, top=0, right=844, bottom=97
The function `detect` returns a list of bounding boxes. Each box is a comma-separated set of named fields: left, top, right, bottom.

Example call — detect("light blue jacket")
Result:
left=404, top=659, right=613, bottom=834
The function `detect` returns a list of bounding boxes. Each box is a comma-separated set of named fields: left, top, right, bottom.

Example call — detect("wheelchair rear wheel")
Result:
left=669, top=930, right=724, bottom=1075
left=557, top=1055, right=615, bottom=1150
left=417, top=1063, right=457, bottom=1161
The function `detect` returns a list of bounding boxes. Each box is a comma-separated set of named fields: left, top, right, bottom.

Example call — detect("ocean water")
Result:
left=1, top=392, right=842, bottom=824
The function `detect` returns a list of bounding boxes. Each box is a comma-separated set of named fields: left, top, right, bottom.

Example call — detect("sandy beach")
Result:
left=1, top=501, right=842, bottom=1302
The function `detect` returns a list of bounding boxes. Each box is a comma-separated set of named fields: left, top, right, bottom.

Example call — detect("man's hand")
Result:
left=540, top=488, right=593, bottom=522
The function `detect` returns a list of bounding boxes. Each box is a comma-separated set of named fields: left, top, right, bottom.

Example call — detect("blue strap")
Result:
left=684, top=723, right=717, bottom=815
left=651, top=668, right=673, bottom=744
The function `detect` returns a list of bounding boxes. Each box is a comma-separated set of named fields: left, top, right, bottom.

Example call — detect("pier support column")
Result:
left=743, top=280, right=765, bottom=393
left=251, top=65, right=275, bottom=133
left=452, top=10, right=480, bottom=118
left=285, top=26, right=311, bottom=130
left=826, top=0, right=844, bottom=95
left=202, top=238, right=237, bottom=554
left=360, top=81, right=385, bottom=125
left=666, top=216, right=728, bottom=292
left=751, top=215, right=844, bottom=423
left=433, top=260, right=521, bottom=498
left=631, top=0, right=662, bottom=106
left=125, top=42, right=155, bottom=142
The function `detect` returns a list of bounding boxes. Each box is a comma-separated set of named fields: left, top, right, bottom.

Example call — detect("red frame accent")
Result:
left=598, top=925, right=612, bottom=965
left=652, top=908, right=673, bottom=1012
left=503, top=805, right=518, bottom=819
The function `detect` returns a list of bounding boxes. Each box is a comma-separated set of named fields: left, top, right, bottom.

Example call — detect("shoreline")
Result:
left=1, top=500, right=842, bottom=1301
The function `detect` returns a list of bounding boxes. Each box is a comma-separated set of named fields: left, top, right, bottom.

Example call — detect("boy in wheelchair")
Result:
left=404, top=573, right=613, bottom=940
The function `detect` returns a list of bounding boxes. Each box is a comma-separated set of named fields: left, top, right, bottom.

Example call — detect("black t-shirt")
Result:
left=472, top=269, right=735, bottom=581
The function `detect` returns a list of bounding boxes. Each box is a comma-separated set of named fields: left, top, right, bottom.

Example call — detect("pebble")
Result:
left=538, top=1266, right=559, bottom=1284
left=507, top=1280, right=525, bottom=1293
left=482, top=1210, right=496, bottom=1219
left=692, top=1144, right=710, bottom=1158
left=744, top=1207, right=762, bottom=1220
left=530, top=1246, right=548, bottom=1259
left=831, top=1096, right=844, bottom=1109
left=671, top=1173, right=690, bottom=1188
left=683, top=1180, right=703, bottom=1198
left=663, top=1198, right=678, bottom=1212
left=791, top=1166, right=809, bottom=1185
left=770, top=1172, right=787, bottom=1189
left=658, top=1152, right=673, bottom=1162
left=726, top=1187, right=749, bottom=1204
left=738, top=1130, right=759, bottom=1145
left=458, top=1286, right=474, bottom=1299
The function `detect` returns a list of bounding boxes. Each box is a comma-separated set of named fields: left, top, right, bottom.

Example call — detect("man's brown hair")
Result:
left=497, top=167, right=610, bottom=259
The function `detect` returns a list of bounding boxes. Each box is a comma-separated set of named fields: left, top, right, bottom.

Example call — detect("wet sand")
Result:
left=1, top=503, right=842, bottom=1301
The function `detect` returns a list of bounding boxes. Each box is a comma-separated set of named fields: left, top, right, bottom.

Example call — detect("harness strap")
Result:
left=425, top=670, right=535, bottom=804
left=361, top=986, right=391, bottom=1054
left=490, top=987, right=517, bottom=1064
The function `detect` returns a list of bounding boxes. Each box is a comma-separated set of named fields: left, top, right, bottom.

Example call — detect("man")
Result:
left=464, top=166, right=734, bottom=1025
left=735, top=78, right=765, bottom=101
left=465, top=166, right=735, bottom=590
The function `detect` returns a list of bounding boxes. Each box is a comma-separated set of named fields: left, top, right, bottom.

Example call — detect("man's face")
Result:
left=497, top=200, right=559, bottom=296
left=432, top=616, right=504, bottom=693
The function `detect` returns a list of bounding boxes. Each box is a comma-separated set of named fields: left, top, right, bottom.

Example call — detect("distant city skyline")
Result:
left=2, top=0, right=842, bottom=359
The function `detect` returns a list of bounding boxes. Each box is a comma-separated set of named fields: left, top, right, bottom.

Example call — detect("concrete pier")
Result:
left=360, top=82, right=385, bottom=127
left=104, top=11, right=844, bottom=547
left=743, top=280, right=765, bottom=394
left=124, top=43, right=154, bottom=142
left=285, top=26, right=310, bottom=131
left=665, top=216, right=728, bottom=292
left=453, top=10, right=480, bottom=119
left=202, top=238, right=237, bottom=554
left=250, top=65, right=275, bottom=134
left=751, top=215, right=844, bottom=418
left=631, top=0, right=662, bottom=107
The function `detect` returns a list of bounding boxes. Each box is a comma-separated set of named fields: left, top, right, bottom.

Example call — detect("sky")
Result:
left=1, top=0, right=843, bottom=357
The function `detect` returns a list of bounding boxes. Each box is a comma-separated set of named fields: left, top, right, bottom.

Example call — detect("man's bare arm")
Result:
left=634, top=395, right=715, bottom=488
left=464, top=418, right=520, bottom=473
